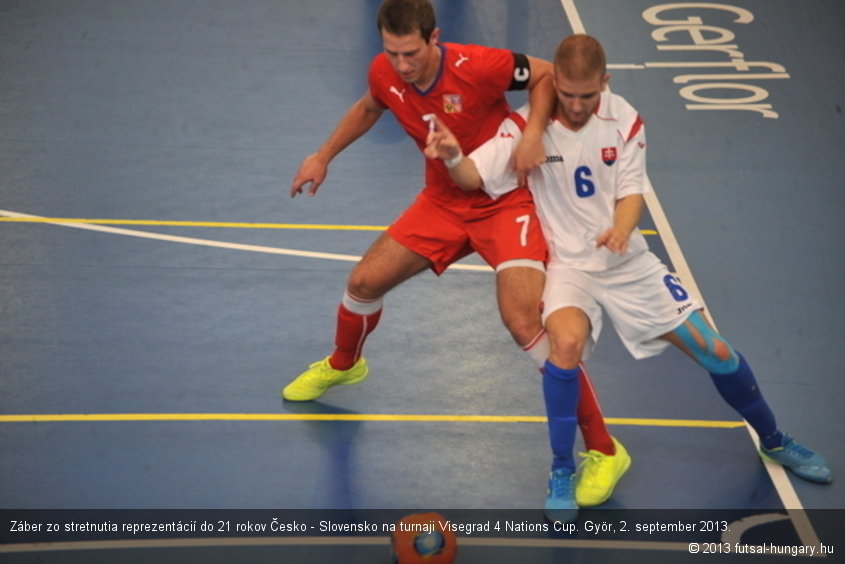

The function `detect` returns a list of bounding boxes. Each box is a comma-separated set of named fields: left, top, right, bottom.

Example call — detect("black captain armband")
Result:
left=509, top=52, right=531, bottom=91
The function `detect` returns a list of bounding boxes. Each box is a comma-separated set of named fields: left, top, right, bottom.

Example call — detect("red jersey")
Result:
left=369, top=42, right=528, bottom=210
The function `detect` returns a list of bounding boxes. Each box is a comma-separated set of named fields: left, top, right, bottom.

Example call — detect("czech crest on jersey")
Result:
left=601, top=147, right=617, bottom=166
left=442, top=94, right=462, bottom=113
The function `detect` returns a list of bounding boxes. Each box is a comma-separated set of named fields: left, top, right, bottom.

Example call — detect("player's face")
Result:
left=381, top=28, right=440, bottom=88
left=553, top=71, right=609, bottom=130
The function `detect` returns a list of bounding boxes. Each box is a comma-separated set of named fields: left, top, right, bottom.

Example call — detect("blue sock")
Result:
left=708, top=352, right=783, bottom=449
left=543, top=360, right=580, bottom=472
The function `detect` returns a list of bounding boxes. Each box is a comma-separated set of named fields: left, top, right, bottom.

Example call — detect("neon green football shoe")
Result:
left=282, top=356, right=368, bottom=401
left=575, top=436, right=631, bottom=507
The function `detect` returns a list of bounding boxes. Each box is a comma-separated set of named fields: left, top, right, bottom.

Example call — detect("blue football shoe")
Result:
left=759, top=434, right=832, bottom=484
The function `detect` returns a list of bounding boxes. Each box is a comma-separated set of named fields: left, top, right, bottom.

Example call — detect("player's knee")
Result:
left=697, top=337, right=739, bottom=374
left=346, top=264, right=387, bottom=300
left=711, top=338, right=734, bottom=363
left=346, top=270, right=383, bottom=301
left=548, top=333, right=585, bottom=370
left=673, top=312, right=739, bottom=374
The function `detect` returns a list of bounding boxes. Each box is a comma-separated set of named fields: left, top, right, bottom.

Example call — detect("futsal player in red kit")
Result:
left=284, top=0, right=630, bottom=507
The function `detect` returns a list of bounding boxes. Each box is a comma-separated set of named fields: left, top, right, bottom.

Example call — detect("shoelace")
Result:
left=577, top=450, right=604, bottom=483
left=312, top=360, right=341, bottom=382
left=783, top=438, right=814, bottom=461
left=549, top=471, right=574, bottom=498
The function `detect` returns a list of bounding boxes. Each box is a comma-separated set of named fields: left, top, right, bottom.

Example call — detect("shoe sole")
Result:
left=759, top=451, right=833, bottom=484
left=339, top=370, right=368, bottom=386
left=282, top=367, right=369, bottom=402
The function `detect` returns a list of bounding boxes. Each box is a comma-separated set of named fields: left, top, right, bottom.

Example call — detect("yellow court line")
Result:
left=0, top=217, right=387, bottom=231
left=0, top=216, right=658, bottom=236
left=0, top=413, right=744, bottom=428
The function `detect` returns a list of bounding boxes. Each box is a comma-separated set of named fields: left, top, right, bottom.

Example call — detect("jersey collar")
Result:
left=413, top=43, right=446, bottom=96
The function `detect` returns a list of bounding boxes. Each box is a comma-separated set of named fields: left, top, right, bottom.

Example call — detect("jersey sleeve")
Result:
left=468, top=107, right=528, bottom=199
left=367, top=55, right=390, bottom=109
left=615, top=104, right=649, bottom=200
left=465, top=44, right=527, bottom=98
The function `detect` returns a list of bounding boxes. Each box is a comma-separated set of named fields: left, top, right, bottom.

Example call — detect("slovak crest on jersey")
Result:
left=601, top=147, right=617, bottom=166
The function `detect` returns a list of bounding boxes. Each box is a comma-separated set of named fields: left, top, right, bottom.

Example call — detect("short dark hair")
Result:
left=376, top=0, right=436, bottom=42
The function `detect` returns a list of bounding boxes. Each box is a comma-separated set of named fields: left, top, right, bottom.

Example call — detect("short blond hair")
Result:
left=554, top=34, right=606, bottom=80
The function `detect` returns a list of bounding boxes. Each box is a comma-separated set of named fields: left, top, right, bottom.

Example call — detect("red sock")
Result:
left=329, top=303, right=382, bottom=370
left=577, top=362, right=615, bottom=455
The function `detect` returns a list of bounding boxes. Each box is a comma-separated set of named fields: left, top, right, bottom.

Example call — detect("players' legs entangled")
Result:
left=542, top=358, right=580, bottom=522
left=542, top=302, right=631, bottom=506
left=662, top=310, right=832, bottom=483
left=540, top=307, right=586, bottom=520
left=496, top=264, right=616, bottom=457
left=494, top=261, right=546, bottom=348
left=545, top=306, right=590, bottom=371
left=543, top=305, right=613, bottom=455
left=576, top=362, right=617, bottom=456
left=497, top=263, right=621, bottom=516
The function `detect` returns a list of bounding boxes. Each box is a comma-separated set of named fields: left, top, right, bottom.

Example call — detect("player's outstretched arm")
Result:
left=290, top=92, right=385, bottom=198
left=423, top=117, right=483, bottom=192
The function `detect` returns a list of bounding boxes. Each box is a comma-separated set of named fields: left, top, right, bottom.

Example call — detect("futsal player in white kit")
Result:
left=424, top=34, right=831, bottom=522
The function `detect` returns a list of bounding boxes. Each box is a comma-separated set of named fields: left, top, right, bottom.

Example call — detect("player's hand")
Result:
left=596, top=228, right=630, bottom=255
left=512, top=133, right=546, bottom=185
left=290, top=153, right=329, bottom=198
left=423, top=116, right=462, bottom=162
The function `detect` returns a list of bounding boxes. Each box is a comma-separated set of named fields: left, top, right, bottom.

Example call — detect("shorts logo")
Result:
left=443, top=94, right=462, bottom=113
left=601, top=147, right=617, bottom=166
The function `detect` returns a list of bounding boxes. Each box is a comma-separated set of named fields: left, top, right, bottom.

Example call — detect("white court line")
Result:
left=559, top=0, right=820, bottom=549
left=0, top=209, right=491, bottom=272
left=608, top=63, right=645, bottom=70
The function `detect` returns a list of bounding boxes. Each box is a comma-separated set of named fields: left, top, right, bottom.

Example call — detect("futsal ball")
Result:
left=390, top=512, right=457, bottom=563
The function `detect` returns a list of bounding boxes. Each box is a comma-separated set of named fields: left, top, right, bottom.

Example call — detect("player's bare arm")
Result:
left=290, top=91, right=385, bottom=198
left=596, top=194, right=644, bottom=255
left=423, top=116, right=483, bottom=192
left=512, top=56, right=554, bottom=184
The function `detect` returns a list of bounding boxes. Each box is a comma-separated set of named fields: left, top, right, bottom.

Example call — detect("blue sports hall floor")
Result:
left=1, top=0, right=843, bottom=562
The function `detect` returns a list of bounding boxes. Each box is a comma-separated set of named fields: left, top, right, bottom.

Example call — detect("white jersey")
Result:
left=472, top=92, right=650, bottom=271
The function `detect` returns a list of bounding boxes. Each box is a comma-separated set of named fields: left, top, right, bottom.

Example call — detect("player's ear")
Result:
left=601, top=73, right=611, bottom=91
left=428, top=27, right=441, bottom=45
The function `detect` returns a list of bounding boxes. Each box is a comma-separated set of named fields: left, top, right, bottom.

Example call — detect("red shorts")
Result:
left=387, top=188, right=548, bottom=275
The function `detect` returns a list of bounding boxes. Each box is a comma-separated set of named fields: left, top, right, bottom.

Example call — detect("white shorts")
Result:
left=541, top=251, right=701, bottom=360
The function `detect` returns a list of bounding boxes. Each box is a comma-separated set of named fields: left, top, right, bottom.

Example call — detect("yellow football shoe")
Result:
left=282, top=356, right=368, bottom=401
left=575, top=437, right=631, bottom=507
